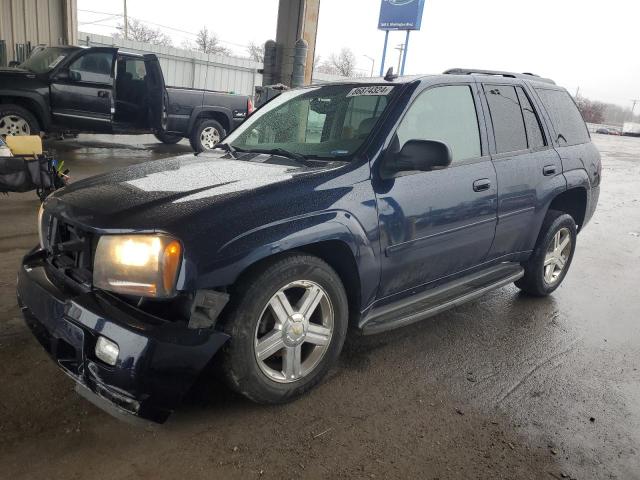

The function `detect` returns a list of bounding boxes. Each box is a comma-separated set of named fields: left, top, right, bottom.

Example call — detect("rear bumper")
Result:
left=17, top=249, right=229, bottom=423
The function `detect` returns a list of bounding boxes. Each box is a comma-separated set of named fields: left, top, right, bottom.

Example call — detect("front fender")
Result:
left=0, top=90, right=51, bottom=130
left=194, top=210, right=379, bottom=308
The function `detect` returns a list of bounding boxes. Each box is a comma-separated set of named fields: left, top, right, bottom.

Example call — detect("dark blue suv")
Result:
left=17, top=68, right=601, bottom=422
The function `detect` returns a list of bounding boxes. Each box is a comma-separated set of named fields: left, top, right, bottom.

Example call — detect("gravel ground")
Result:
left=0, top=133, right=638, bottom=479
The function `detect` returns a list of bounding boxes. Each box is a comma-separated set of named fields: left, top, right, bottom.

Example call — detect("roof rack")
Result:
left=443, top=68, right=555, bottom=85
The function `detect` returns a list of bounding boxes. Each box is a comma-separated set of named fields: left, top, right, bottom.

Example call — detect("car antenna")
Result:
left=384, top=67, right=398, bottom=82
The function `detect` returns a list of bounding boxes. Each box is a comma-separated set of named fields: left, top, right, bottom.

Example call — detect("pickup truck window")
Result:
left=69, top=52, right=114, bottom=84
left=226, top=84, right=397, bottom=159
left=18, top=47, right=74, bottom=74
left=396, top=85, right=481, bottom=163
left=123, top=58, right=147, bottom=80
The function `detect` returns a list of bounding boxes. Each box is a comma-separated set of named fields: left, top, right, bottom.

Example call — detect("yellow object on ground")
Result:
left=5, top=135, right=43, bottom=156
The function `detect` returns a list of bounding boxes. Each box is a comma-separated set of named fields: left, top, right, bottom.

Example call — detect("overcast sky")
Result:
left=78, top=0, right=640, bottom=108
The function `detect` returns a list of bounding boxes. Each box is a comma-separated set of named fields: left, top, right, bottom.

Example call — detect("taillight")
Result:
left=247, top=97, right=254, bottom=116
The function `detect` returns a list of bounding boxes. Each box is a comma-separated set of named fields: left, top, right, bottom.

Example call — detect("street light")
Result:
left=363, top=55, right=375, bottom=77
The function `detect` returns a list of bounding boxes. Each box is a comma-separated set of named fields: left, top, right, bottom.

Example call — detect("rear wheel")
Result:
left=189, top=119, right=225, bottom=152
left=515, top=210, right=577, bottom=296
left=0, top=104, right=40, bottom=137
left=154, top=131, right=182, bottom=144
left=221, top=254, right=348, bottom=404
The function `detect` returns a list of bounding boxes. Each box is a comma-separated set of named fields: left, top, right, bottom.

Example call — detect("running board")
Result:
left=360, top=263, right=524, bottom=335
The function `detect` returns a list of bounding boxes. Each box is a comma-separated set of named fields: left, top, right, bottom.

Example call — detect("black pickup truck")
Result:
left=0, top=46, right=252, bottom=151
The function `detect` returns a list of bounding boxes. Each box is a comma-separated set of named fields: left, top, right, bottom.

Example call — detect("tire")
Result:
left=154, top=131, right=182, bottom=144
left=189, top=119, right=225, bottom=152
left=515, top=210, right=577, bottom=296
left=0, top=104, right=41, bottom=137
left=221, top=253, right=348, bottom=404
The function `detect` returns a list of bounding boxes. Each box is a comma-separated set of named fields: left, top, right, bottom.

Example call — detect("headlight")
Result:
left=93, top=235, right=182, bottom=298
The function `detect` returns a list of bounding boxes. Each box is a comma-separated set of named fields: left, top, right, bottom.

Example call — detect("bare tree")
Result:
left=575, top=95, right=606, bottom=124
left=247, top=42, right=264, bottom=62
left=601, top=101, right=640, bottom=125
left=114, top=19, right=172, bottom=46
left=193, top=27, right=230, bottom=55
left=315, top=48, right=357, bottom=77
left=329, top=48, right=356, bottom=77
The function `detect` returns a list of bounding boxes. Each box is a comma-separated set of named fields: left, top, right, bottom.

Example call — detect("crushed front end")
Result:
left=17, top=212, right=230, bottom=423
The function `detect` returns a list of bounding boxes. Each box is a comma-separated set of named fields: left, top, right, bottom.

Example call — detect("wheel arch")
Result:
left=194, top=213, right=377, bottom=326
left=227, top=240, right=362, bottom=328
left=0, top=93, right=49, bottom=130
left=548, top=186, right=588, bottom=232
left=188, top=107, right=232, bottom=134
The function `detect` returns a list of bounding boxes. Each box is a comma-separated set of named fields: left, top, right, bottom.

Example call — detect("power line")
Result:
left=79, top=8, right=123, bottom=16
left=78, top=7, right=253, bottom=49
left=79, top=14, right=122, bottom=26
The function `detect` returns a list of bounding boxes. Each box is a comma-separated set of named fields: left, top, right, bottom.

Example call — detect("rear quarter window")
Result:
left=535, top=88, right=590, bottom=146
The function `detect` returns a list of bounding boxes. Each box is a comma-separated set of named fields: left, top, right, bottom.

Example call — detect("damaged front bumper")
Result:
left=17, top=250, right=230, bottom=423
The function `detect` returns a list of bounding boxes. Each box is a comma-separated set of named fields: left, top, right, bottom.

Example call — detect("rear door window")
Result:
left=484, top=85, right=527, bottom=154
left=125, top=58, right=147, bottom=80
left=396, top=85, right=481, bottom=163
left=535, top=88, right=589, bottom=146
left=515, top=87, right=545, bottom=149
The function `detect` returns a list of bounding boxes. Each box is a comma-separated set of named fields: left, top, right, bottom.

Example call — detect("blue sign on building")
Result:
left=378, top=0, right=426, bottom=31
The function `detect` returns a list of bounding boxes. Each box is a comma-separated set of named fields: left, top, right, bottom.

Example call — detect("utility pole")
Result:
left=123, top=0, right=129, bottom=40
left=395, top=43, right=405, bottom=73
left=363, top=55, right=375, bottom=77
left=631, top=99, right=639, bottom=120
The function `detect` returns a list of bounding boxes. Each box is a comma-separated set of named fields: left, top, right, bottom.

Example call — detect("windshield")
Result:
left=225, top=84, right=397, bottom=160
left=19, top=47, right=74, bottom=74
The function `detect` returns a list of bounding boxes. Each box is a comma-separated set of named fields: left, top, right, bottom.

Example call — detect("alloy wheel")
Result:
left=543, top=227, right=572, bottom=285
left=200, top=126, right=221, bottom=149
left=254, top=280, right=334, bottom=383
left=0, top=114, right=30, bottom=136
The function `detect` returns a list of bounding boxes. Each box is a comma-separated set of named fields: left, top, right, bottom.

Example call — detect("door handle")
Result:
left=543, top=165, right=557, bottom=176
left=473, top=178, right=491, bottom=192
left=97, top=90, right=110, bottom=98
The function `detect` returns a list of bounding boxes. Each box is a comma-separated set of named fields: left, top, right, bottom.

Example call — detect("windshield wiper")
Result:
left=214, top=142, right=239, bottom=159
left=253, top=148, right=313, bottom=166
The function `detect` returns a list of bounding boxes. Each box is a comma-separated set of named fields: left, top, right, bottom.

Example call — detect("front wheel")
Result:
left=0, top=104, right=41, bottom=137
left=154, top=131, right=182, bottom=144
left=189, top=119, right=225, bottom=152
left=515, top=210, right=577, bottom=296
left=221, top=254, right=348, bottom=404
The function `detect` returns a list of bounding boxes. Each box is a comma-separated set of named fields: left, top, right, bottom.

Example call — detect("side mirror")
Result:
left=53, top=69, right=70, bottom=81
left=384, top=139, right=452, bottom=176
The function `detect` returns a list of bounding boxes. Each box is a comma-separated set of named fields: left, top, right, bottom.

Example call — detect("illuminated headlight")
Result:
left=95, top=336, right=119, bottom=366
left=93, top=235, right=182, bottom=298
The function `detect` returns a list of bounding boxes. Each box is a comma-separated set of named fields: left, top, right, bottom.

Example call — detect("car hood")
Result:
left=0, top=67, right=34, bottom=77
left=45, top=151, right=345, bottom=231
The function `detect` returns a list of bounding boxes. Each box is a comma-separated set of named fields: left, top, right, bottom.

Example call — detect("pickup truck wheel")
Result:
left=0, top=104, right=40, bottom=137
left=515, top=210, right=577, bottom=296
left=221, top=253, right=348, bottom=404
left=190, top=119, right=225, bottom=152
left=154, top=131, right=182, bottom=144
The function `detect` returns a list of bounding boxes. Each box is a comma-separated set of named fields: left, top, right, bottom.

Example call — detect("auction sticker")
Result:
left=347, top=86, right=394, bottom=97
